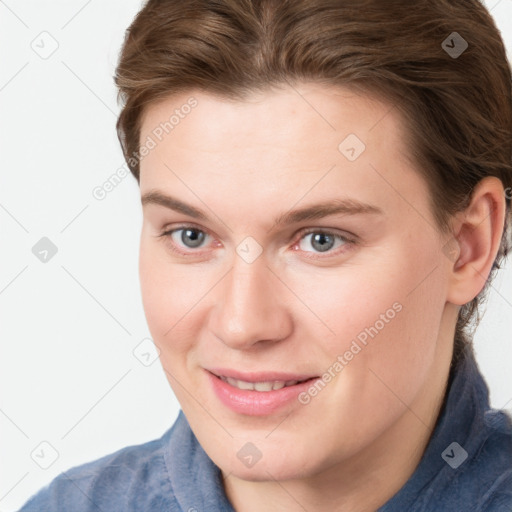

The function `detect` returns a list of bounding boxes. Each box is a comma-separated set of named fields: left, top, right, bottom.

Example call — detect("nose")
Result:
left=209, top=255, right=293, bottom=350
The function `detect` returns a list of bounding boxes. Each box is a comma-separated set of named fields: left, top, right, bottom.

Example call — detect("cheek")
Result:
left=139, top=237, right=200, bottom=354
left=332, top=246, right=448, bottom=402
left=292, top=251, right=447, bottom=448
left=283, top=263, right=407, bottom=355
left=295, top=241, right=447, bottom=377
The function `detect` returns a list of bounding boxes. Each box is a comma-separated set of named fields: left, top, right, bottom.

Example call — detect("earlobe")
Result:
left=446, top=177, right=506, bottom=306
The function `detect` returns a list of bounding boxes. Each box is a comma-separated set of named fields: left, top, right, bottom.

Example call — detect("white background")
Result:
left=1, top=1, right=511, bottom=510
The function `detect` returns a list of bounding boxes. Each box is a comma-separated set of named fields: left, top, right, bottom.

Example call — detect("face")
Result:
left=138, top=84, right=454, bottom=482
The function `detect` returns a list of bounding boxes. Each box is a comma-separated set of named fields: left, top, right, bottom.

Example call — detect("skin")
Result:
left=137, top=83, right=505, bottom=512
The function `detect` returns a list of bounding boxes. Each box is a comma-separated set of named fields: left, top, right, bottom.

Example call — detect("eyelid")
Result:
left=157, top=222, right=213, bottom=240
left=294, top=226, right=357, bottom=243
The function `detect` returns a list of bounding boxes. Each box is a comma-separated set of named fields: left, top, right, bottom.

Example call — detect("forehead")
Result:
left=140, top=84, right=408, bottom=164
left=137, top=83, right=429, bottom=228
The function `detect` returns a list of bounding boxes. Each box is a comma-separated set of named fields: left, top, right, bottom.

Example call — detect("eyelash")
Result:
left=157, top=223, right=356, bottom=259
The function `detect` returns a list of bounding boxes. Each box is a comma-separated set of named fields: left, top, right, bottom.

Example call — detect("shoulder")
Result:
left=450, top=409, right=512, bottom=511
left=18, top=427, right=179, bottom=512
left=474, top=409, right=512, bottom=511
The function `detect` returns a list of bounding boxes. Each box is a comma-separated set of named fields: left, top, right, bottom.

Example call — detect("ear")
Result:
left=446, top=177, right=507, bottom=306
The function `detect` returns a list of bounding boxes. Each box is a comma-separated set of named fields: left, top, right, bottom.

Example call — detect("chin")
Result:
left=208, top=434, right=326, bottom=483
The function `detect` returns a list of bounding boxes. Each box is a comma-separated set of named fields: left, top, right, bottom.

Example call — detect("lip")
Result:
left=205, top=368, right=319, bottom=416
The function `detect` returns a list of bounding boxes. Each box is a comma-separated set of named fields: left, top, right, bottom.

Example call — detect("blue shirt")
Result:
left=19, top=348, right=512, bottom=511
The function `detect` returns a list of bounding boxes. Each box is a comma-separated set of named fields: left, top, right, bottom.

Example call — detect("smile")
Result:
left=207, top=369, right=319, bottom=415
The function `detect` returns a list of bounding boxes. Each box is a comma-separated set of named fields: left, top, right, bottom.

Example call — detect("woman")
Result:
left=19, top=0, right=512, bottom=510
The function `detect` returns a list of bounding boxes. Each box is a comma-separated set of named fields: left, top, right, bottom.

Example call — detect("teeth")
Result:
left=220, top=376, right=302, bottom=392
left=254, top=382, right=273, bottom=391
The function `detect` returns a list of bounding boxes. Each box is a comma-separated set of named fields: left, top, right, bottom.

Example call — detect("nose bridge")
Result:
left=211, top=254, right=291, bottom=349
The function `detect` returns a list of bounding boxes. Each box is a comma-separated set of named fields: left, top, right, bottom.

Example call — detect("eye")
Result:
left=173, top=227, right=208, bottom=248
left=157, top=225, right=212, bottom=255
left=295, top=229, right=352, bottom=256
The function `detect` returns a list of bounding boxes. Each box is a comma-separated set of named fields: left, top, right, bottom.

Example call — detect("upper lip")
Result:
left=206, top=368, right=318, bottom=383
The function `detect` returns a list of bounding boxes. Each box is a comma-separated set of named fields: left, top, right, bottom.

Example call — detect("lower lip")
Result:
left=207, top=372, right=318, bottom=416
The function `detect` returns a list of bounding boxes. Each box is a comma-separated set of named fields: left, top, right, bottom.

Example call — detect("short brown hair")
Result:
left=114, top=0, right=512, bottom=362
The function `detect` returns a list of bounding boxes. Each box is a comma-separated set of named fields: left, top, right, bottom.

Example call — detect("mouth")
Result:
left=206, top=368, right=320, bottom=415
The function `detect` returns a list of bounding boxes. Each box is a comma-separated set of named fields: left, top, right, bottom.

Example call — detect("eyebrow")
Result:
left=141, top=190, right=383, bottom=226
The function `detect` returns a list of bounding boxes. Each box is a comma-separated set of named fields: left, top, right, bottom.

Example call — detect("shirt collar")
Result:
left=165, top=410, right=235, bottom=512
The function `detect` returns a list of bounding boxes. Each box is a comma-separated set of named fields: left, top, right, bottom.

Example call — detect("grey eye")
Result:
left=298, top=231, right=347, bottom=254
left=309, top=233, right=335, bottom=252
left=180, top=228, right=206, bottom=248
